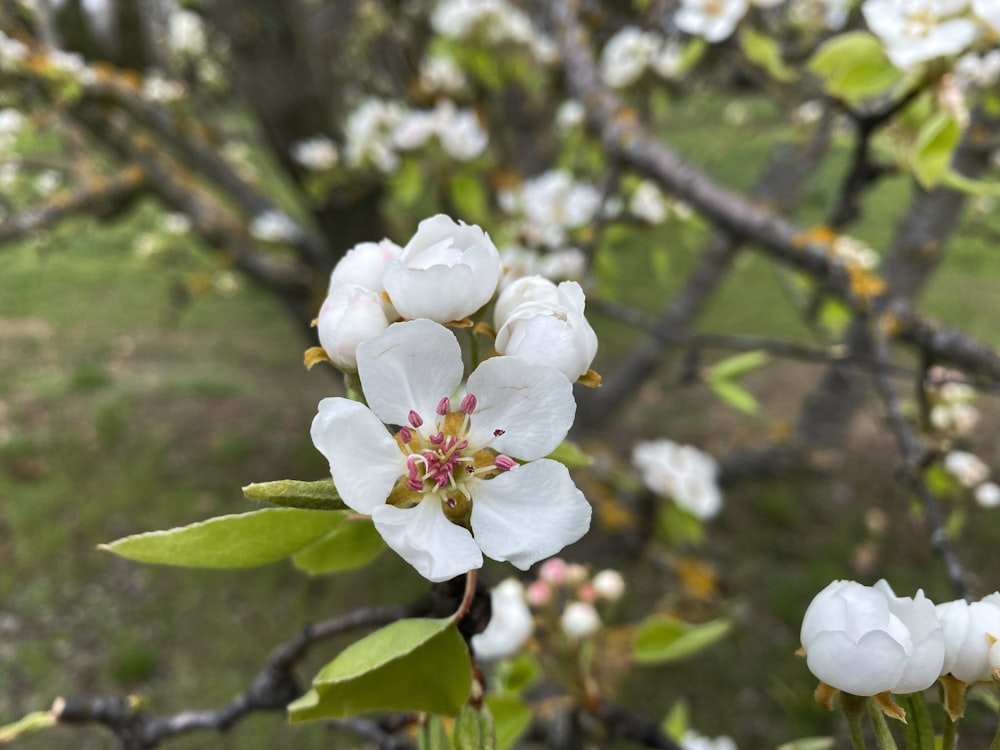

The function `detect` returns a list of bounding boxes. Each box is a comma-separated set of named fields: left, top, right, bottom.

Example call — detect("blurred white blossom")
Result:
left=633, top=440, right=723, bottom=520
left=675, top=0, right=750, bottom=42
left=472, top=579, right=534, bottom=660
left=862, top=0, right=978, bottom=70
left=291, top=136, right=339, bottom=171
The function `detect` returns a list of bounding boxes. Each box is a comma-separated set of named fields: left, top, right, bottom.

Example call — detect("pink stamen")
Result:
left=429, top=431, right=444, bottom=445
left=398, top=426, right=412, bottom=444
left=460, top=393, right=477, bottom=415
left=494, top=455, right=517, bottom=471
left=408, top=410, right=423, bottom=428
left=445, top=497, right=457, bottom=508
left=436, top=397, right=450, bottom=416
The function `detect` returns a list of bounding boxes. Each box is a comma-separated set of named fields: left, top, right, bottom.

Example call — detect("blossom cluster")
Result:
left=471, top=558, right=626, bottom=660
left=632, top=440, right=724, bottom=520
left=311, top=216, right=598, bottom=582
left=800, top=579, right=1000, bottom=715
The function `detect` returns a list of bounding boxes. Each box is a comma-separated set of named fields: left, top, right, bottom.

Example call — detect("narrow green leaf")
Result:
left=775, top=739, right=835, bottom=750
left=912, top=111, right=961, bottom=188
left=707, top=351, right=769, bottom=381
left=292, top=518, right=384, bottom=574
left=709, top=379, right=759, bottom=415
left=940, top=169, right=1000, bottom=197
left=486, top=694, right=533, bottom=750
left=242, top=478, right=347, bottom=511
left=455, top=703, right=498, bottom=750
left=100, top=508, right=345, bottom=568
left=288, top=618, right=472, bottom=721
left=807, top=32, right=901, bottom=103
left=0, top=710, right=56, bottom=743
left=738, top=28, right=796, bottom=83
left=545, top=439, right=593, bottom=468
left=661, top=700, right=690, bottom=742
left=633, top=616, right=732, bottom=665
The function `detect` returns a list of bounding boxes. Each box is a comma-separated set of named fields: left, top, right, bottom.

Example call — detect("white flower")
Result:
left=0, top=108, right=23, bottom=134
left=600, top=26, right=662, bottom=88
left=653, top=40, right=686, bottom=79
left=504, top=170, right=602, bottom=248
left=291, top=136, right=339, bottom=171
left=974, top=482, right=1000, bottom=508
left=161, top=213, right=191, bottom=235
left=328, top=239, right=402, bottom=298
left=472, top=578, right=534, bottom=660
left=632, top=440, right=723, bottom=520
left=250, top=210, right=301, bottom=243
left=800, top=580, right=942, bottom=695
left=943, top=450, right=990, bottom=488
left=437, top=105, right=488, bottom=161
left=936, top=596, right=1000, bottom=682
left=316, top=285, right=391, bottom=371
left=681, top=730, right=738, bottom=750
left=629, top=180, right=669, bottom=224
left=495, top=280, right=598, bottom=382
left=592, top=569, right=626, bottom=601
left=419, top=54, right=467, bottom=95
left=345, top=98, right=405, bottom=173
left=675, top=0, right=750, bottom=42
left=383, top=215, right=501, bottom=323
left=973, top=0, right=1000, bottom=31
left=954, top=50, right=1000, bottom=89
left=311, top=319, right=591, bottom=582
left=494, top=275, right=561, bottom=328
left=555, top=100, right=585, bottom=132
left=142, top=74, right=184, bottom=103
left=167, top=9, right=207, bottom=59
left=862, top=0, right=978, bottom=70
left=561, top=601, right=601, bottom=638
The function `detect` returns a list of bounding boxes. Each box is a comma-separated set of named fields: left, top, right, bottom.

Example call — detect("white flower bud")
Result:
left=561, top=601, right=601, bottom=639
left=383, top=214, right=501, bottom=323
left=592, top=569, right=626, bottom=601
left=493, top=275, right=560, bottom=328
left=936, top=597, right=1000, bottom=683
left=975, top=482, right=1000, bottom=508
left=494, top=281, right=598, bottom=382
left=316, top=285, right=390, bottom=371
left=944, top=450, right=990, bottom=488
left=471, top=578, right=533, bottom=661
left=328, top=239, right=401, bottom=319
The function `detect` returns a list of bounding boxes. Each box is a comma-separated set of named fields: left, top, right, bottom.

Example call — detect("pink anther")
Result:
left=460, top=393, right=477, bottom=415
left=494, top=455, right=517, bottom=471
left=408, top=410, right=423, bottom=428
left=436, top=397, right=451, bottom=416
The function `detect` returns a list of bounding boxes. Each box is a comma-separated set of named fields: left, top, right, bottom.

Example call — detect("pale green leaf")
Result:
left=242, top=478, right=347, bottom=511
left=633, top=615, right=732, bottom=664
left=391, top=157, right=424, bottom=206
left=912, top=111, right=962, bottom=188
left=707, top=350, right=769, bottom=381
left=545, top=439, right=593, bottom=468
left=455, top=703, right=498, bottom=750
left=940, top=169, right=1000, bottom=197
left=486, top=694, right=533, bottom=750
left=739, top=28, right=796, bottom=83
left=100, top=508, right=345, bottom=568
left=775, top=739, right=835, bottom=750
left=292, top=518, right=384, bottom=574
left=0, top=710, right=56, bottom=743
left=288, top=618, right=471, bottom=720
left=449, top=172, right=489, bottom=224
left=661, top=700, right=690, bottom=742
left=807, top=32, right=901, bottom=103
left=709, top=379, right=759, bottom=415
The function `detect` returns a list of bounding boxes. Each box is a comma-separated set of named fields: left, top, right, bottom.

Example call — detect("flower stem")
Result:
left=868, top=698, right=899, bottom=750
left=453, top=569, right=477, bottom=623
left=847, top=709, right=869, bottom=750
left=942, top=713, right=958, bottom=750
left=989, top=722, right=1000, bottom=750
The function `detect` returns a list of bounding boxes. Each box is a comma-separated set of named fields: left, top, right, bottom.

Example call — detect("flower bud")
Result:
left=935, top=596, right=1000, bottom=683
left=471, top=578, right=533, bottom=661
left=317, top=285, right=391, bottom=371
left=561, top=601, right=601, bottom=639
left=592, top=569, right=626, bottom=602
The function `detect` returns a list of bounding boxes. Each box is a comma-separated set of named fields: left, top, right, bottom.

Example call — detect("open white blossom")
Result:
left=632, top=440, right=723, bottom=520
left=394, top=101, right=487, bottom=161
left=431, top=0, right=555, bottom=59
left=943, top=450, right=990, bottom=488
left=383, top=214, right=501, bottom=322
left=311, top=319, right=591, bottom=582
left=501, top=170, right=602, bottom=248
left=675, top=0, right=750, bottom=42
left=344, top=98, right=405, bottom=173
left=249, top=210, right=301, bottom=243
left=681, top=731, right=738, bottom=750
left=629, top=180, right=669, bottom=224
left=472, top=578, right=534, bottom=660
left=291, top=136, right=339, bottom=171
left=600, top=26, right=662, bottom=88
left=419, top=55, right=467, bottom=95
left=862, top=0, right=978, bottom=70
left=954, top=50, right=1000, bottom=89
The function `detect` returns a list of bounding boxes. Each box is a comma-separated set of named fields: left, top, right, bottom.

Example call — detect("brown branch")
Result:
left=52, top=604, right=413, bottom=750
left=0, top=166, right=145, bottom=242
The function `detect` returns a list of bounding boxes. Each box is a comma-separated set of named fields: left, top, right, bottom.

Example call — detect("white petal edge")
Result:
left=357, top=319, right=464, bottom=426
left=471, top=459, right=591, bottom=569
left=311, top=397, right=402, bottom=514
left=805, top=629, right=907, bottom=696
left=466, top=356, right=575, bottom=460
left=372, top=500, right=483, bottom=582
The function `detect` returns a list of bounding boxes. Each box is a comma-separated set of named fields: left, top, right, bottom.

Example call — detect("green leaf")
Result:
left=775, top=739, right=835, bottom=750
left=940, top=169, right=1000, bottom=197
left=292, top=518, right=384, bottom=574
left=496, top=653, right=540, bottom=693
left=391, top=157, right=424, bottom=206
left=455, top=703, right=497, bottom=750
left=912, top=111, right=962, bottom=188
left=545, top=439, right=593, bottom=468
left=449, top=172, right=489, bottom=224
left=661, top=700, right=690, bottom=742
left=288, top=617, right=472, bottom=720
left=242, top=478, right=347, bottom=511
left=0, top=710, right=56, bottom=743
left=807, top=32, right=901, bottom=104
left=738, top=28, right=796, bottom=83
left=708, top=379, right=759, bottom=415
left=707, top=350, right=769, bottom=381
left=100, top=508, right=345, bottom=568
left=633, top=615, right=732, bottom=665
left=486, top=694, right=533, bottom=750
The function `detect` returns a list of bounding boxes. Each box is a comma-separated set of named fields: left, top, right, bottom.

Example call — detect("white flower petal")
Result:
left=466, top=356, right=575, bottom=460
left=357, top=319, right=464, bottom=426
left=311, top=397, right=402, bottom=514
left=471, top=459, right=591, bottom=569
left=806, top=628, right=908, bottom=695
left=372, top=500, right=483, bottom=582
